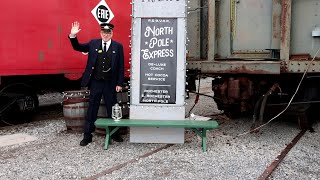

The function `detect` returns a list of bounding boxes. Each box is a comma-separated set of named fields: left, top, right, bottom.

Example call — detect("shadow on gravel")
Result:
left=0, top=104, right=63, bottom=127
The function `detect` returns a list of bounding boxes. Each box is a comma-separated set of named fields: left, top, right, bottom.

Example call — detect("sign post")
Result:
left=130, top=0, right=187, bottom=143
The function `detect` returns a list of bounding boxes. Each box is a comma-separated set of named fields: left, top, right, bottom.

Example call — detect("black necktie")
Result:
left=103, top=42, right=106, bottom=52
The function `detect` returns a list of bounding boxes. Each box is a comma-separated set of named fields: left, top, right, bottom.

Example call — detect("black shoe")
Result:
left=80, top=138, right=92, bottom=146
left=112, top=135, right=123, bottom=142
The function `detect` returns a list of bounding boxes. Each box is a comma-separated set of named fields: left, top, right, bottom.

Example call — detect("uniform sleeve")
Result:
left=68, top=36, right=90, bottom=52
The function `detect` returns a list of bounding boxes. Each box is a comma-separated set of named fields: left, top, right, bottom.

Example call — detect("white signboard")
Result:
left=130, top=0, right=187, bottom=144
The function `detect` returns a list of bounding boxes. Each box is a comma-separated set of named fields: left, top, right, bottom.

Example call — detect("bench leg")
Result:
left=191, top=128, right=208, bottom=152
left=104, top=127, right=110, bottom=150
left=202, top=128, right=207, bottom=152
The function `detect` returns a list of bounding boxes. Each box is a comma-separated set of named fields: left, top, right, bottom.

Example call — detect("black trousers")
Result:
left=83, top=79, right=117, bottom=139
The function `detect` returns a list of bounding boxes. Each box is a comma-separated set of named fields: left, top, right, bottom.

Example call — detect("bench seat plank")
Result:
left=95, top=118, right=219, bottom=152
left=95, top=119, right=218, bottom=129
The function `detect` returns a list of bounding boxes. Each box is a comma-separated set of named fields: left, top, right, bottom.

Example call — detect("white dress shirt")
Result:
left=102, top=40, right=111, bottom=52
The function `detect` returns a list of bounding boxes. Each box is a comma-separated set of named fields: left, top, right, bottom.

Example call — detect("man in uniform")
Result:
left=68, top=21, right=124, bottom=146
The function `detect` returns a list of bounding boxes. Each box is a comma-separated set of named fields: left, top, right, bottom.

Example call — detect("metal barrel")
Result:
left=62, top=90, right=90, bottom=132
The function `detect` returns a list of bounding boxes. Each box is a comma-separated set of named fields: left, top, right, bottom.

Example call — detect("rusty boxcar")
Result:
left=186, top=0, right=320, bottom=126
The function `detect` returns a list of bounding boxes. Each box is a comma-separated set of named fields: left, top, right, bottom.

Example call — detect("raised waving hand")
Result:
left=70, top=21, right=81, bottom=36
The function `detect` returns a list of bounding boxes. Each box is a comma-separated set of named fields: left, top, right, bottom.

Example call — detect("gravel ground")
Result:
left=0, top=77, right=319, bottom=179
left=270, top=122, right=320, bottom=180
left=38, top=92, right=63, bottom=107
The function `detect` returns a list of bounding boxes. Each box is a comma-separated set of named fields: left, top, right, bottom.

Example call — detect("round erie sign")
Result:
left=96, top=5, right=110, bottom=22
left=91, top=0, right=114, bottom=24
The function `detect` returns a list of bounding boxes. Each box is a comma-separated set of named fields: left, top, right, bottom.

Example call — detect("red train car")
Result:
left=0, top=0, right=132, bottom=122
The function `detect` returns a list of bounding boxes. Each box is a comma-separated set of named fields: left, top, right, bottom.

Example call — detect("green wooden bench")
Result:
left=95, top=118, right=219, bottom=152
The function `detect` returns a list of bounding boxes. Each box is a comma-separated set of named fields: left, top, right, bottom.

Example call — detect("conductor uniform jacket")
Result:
left=69, top=37, right=124, bottom=89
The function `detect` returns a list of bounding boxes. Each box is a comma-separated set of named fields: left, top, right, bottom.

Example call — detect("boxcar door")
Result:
left=231, top=0, right=273, bottom=53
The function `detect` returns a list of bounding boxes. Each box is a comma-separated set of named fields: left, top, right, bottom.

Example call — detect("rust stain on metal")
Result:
left=272, top=14, right=280, bottom=38
left=58, top=23, right=63, bottom=48
left=280, top=61, right=288, bottom=73
left=228, top=78, right=240, bottom=100
left=58, top=24, right=62, bottom=34
left=38, top=50, right=44, bottom=62
left=239, top=77, right=253, bottom=100
left=212, top=65, right=272, bottom=74
left=281, top=0, right=289, bottom=44
left=290, top=54, right=311, bottom=60
left=258, top=130, right=306, bottom=180
left=48, top=39, right=53, bottom=49
left=186, top=58, right=204, bottom=62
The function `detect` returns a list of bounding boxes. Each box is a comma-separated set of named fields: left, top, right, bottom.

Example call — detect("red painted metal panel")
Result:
left=0, top=0, right=131, bottom=79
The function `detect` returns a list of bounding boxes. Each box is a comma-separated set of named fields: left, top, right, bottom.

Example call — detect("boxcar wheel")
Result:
left=0, top=83, right=39, bottom=125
